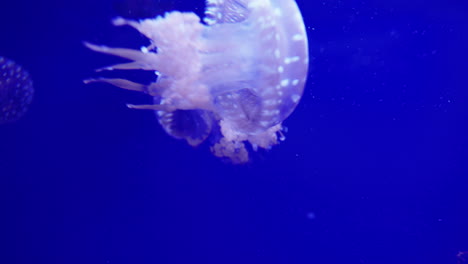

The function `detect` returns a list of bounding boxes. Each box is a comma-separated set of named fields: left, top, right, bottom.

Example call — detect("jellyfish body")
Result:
left=86, top=0, right=309, bottom=163
left=0, top=56, right=34, bottom=125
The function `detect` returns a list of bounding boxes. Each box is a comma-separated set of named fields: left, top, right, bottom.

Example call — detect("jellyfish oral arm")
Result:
left=84, top=12, right=214, bottom=112
left=83, top=78, right=146, bottom=92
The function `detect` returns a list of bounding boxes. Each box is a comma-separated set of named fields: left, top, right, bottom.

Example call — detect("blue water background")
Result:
left=0, top=0, right=467, bottom=263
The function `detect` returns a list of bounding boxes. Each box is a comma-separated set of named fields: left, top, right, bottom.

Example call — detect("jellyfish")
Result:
left=0, top=56, right=34, bottom=125
left=85, top=0, right=309, bottom=163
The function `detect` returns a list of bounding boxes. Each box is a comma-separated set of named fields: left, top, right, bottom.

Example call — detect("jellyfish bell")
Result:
left=0, top=56, right=34, bottom=125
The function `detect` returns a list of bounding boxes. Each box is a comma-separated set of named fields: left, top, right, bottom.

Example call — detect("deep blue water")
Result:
left=0, top=0, right=467, bottom=263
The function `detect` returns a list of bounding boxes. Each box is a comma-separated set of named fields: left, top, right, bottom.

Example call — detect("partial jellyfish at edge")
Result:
left=0, top=56, right=34, bottom=125
left=85, top=0, right=309, bottom=163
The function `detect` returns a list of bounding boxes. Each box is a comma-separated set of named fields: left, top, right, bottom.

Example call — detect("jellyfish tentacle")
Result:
left=95, top=61, right=156, bottom=71
left=83, top=42, right=159, bottom=70
left=83, top=78, right=147, bottom=92
left=126, top=103, right=173, bottom=111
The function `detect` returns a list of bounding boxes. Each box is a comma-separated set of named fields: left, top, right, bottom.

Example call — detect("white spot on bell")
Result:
left=292, top=34, right=304, bottom=41
left=275, top=49, right=280, bottom=58
left=291, top=94, right=301, bottom=103
left=260, top=121, right=270, bottom=127
left=274, top=8, right=282, bottom=17
left=284, top=56, right=300, bottom=64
